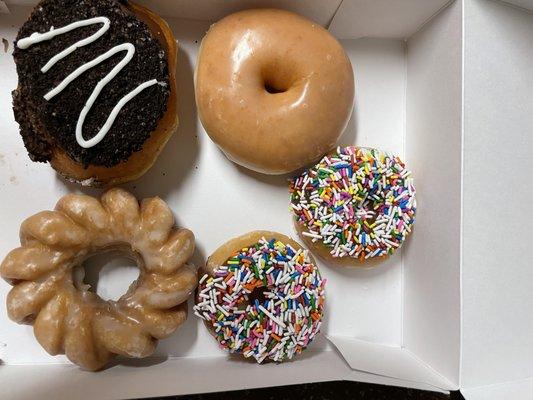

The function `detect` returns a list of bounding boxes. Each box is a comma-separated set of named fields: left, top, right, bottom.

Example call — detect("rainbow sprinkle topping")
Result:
left=193, top=237, right=326, bottom=363
left=290, top=146, right=416, bottom=261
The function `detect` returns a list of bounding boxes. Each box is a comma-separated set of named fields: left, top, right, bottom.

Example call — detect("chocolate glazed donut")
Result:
left=195, top=8, right=355, bottom=175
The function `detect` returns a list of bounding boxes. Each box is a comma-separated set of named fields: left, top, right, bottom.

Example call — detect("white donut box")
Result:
left=1, top=0, right=532, bottom=399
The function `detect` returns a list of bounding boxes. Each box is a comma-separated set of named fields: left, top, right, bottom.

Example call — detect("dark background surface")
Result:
left=150, top=381, right=465, bottom=400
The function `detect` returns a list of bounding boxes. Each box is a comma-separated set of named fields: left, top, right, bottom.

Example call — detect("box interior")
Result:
left=329, top=0, right=451, bottom=39
left=0, top=1, right=410, bottom=354
left=3, top=0, right=531, bottom=398
left=0, top=0, right=461, bottom=395
left=0, top=7, right=406, bottom=363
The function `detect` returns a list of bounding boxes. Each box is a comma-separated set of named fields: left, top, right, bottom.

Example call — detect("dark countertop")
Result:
left=153, top=381, right=465, bottom=400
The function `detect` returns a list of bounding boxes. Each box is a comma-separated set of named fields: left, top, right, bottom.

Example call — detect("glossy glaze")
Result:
left=0, top=188, right=198, bottom=370
left=195, top=9, right=355, bottom=174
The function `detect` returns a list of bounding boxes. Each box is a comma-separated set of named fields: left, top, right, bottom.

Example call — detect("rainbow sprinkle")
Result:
left=289, top=146, right=417, bottom=261
left=193, top=237, right=326, bottom=363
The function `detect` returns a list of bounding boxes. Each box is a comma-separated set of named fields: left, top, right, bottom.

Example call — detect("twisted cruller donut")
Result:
left=0, top=188, right=198, bottom=370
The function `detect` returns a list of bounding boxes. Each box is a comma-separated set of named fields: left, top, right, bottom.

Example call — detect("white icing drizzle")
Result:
left=17, top=17, right=110, bottom=73
left=44, top=43, right=158, bottom=148
left=16, top=17, right=162, bottom=149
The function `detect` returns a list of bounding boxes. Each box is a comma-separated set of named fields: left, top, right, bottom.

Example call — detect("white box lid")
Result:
left=461, top=0, right=533, bottom=397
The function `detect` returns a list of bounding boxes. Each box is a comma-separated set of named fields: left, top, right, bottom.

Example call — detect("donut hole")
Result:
left=261, top=64, right=294, bottom=94
left=247, top=286, right=268, bottom=306
left=73, top=246, right=140, bottom=301
left=263, top=79, right=289, bottom=94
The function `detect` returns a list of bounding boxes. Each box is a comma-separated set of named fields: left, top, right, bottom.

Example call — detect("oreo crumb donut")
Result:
left=12, top=0, right=178, bottom=186
left=0, top=189, right=198, bottom=370
left=193, top=231, right=326, bottom=363
left=290, top=146, right=417, bottom=266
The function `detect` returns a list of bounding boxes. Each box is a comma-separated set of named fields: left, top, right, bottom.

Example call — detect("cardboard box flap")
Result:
left=328, top=336, right=457, bottom=391
left=0, top=353, right=345, bottom=400
left=2, top=0, right=343, bottom=26
left=329, top=0, right=451, bottom=39
left=461, top=0, right=533, bottom=395
left=461, top=378, right=533, bottom=400
left=0, top=351, right=452, bottom=400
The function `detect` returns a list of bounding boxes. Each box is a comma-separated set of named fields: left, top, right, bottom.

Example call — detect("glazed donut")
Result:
left=195, top=9, right=354, bottom=174
left=12, top=0, right=178, bottom=187
left=290, top=146, right=417, bottom=266
left=193, top=231, right=326, bottom=363
left=0, top=188, right=198, bottom=370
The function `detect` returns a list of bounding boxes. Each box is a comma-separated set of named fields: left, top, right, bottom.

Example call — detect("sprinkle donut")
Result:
left=290, top=146, right=417, bottom=265
left=193, top=231, right=326, bottom=363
